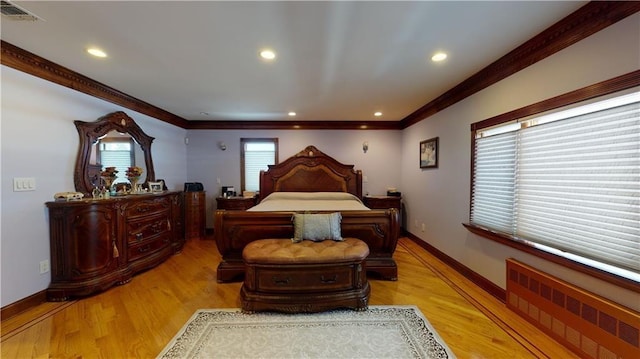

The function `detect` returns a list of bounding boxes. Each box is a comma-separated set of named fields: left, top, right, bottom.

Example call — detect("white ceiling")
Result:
left=1, top=1, right=587, bottom=122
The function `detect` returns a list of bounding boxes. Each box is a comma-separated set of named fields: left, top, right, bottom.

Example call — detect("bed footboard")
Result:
left=214, top=209, right=399, bottom=282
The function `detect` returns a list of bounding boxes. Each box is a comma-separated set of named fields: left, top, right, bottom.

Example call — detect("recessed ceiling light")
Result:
left=431, top=52, right=447, bottom=62
left=288, top=112, right=296, bottom=117
left=374, top=112, right=382, bottom=117
left=87, top=47, right=107, bottom=58
left=259, top=49, right=276, bottom=60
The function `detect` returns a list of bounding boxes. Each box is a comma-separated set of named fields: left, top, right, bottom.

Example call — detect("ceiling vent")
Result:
left=1, top=1, right=41, bottom=21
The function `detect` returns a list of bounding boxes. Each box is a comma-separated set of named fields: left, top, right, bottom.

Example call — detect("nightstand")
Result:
left=216, top=196, right=257, bottom=210
left=363, top=196, right=401, bottom=211
left=184, top=191, right=206, bottom=240
left=363, top=196, right=403, bottom=229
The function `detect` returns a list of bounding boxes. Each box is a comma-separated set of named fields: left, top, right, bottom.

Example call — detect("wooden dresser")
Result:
left=45, top=191, right=184, bottom=301
left=184, top=191, right=206, bottom=239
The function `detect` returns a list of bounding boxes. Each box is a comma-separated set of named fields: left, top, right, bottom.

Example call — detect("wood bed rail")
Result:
left=214, top=209, right=399, bottom=282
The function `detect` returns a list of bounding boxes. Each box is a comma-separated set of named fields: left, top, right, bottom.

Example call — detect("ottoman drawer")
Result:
left=252, top=264, right=358, bottom=293
left=241, top=237, right=370, bottom=313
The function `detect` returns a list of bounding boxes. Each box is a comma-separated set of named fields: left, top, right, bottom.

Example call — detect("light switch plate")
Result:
left=13, top=177, right=36, bottom=191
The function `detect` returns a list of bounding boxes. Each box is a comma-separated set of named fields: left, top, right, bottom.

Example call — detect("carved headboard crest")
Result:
left=259, top=145, right=363, bottom=200
left=294, top=145, right=322, bottom=158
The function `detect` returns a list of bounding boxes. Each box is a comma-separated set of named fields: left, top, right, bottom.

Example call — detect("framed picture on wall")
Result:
left=420, top=137, right=439, bottom=169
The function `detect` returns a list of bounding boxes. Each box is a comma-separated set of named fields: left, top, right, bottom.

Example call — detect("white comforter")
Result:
left=247, top=192, right=370, bottom=211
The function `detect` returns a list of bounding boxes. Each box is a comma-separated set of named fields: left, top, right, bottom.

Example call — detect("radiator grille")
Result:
left=506, top=259, right=639, bottom=358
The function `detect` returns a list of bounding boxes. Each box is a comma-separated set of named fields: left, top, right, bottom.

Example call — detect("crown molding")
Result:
left=0, top=40, right=190, bottom=129
left=185, top=120, right=401, bottom=130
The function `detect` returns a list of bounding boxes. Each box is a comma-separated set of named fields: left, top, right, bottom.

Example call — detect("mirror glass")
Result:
left=89, top=131, right=147, bottom=185
left=74, top=111, right=155, bottom=195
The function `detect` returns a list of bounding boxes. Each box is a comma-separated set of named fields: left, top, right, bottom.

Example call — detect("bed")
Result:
left=214, top=145, right=400, bottom=282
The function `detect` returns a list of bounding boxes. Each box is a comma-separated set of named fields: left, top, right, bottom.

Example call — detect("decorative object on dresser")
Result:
left=148, top=181, right=163, bottom=193
left=125, top=166, right=144, bottom=193
left=216, top=195, right=257, bottom=210
left=184, top=191, right=206, bottom=240
left=46, top=192, right=185, bottom=301
left=100, top=166, right=118, bottom=194
left=53, top=191, right=84, bottom=201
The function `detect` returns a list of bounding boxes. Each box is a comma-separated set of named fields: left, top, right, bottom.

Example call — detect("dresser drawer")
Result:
left=254, top=264, right=357, bottom=293
left=126, top=212, right=171, bottom=244
left=363, top=196, right=401, bottom=210
left=125, top=197, right=171, bottom=218
left=128, top=235, right=171, bottom=262
left=185, top=192, right=206, bottom=206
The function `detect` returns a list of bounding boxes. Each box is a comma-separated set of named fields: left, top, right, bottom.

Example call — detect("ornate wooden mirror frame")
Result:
left=74, top=111, right=155, bottom=194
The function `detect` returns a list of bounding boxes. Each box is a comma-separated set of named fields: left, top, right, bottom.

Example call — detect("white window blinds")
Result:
left=471, top=131, right=517, bottom=234
left=244, top=142, right=276, bottom=192
left=471, top=97, right=639, bottom=277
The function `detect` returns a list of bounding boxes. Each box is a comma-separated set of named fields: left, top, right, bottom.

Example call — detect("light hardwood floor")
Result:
left=1, top=236, right=577, bottom=358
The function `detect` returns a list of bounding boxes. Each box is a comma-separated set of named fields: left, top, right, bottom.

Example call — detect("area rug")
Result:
left=157, top=305, right=455, bottom=358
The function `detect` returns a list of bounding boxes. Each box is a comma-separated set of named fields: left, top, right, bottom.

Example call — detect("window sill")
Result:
left=462, top=223, right=640, bottom=294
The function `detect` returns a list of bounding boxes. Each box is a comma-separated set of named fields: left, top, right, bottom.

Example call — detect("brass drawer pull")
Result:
left=273, top=277, right=290, bottom=285
left=138, top=244, right=151, bottom=253
left=320, top=275, right=337, bottom=284
left=151, top=222, right=162, bottom=233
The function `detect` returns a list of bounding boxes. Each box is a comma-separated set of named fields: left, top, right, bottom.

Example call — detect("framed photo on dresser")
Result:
left=149, top=181, right=164, bottom=193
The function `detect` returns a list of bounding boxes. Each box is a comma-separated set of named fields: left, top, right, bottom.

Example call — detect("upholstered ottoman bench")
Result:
left=241, top=237, right=370, bottom=313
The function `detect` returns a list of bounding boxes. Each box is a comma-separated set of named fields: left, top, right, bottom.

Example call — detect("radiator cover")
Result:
left=506, top=258, right=639, bottom=358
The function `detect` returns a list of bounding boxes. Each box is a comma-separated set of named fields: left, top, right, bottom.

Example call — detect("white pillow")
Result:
left=292, top=212, right=343, bottom=243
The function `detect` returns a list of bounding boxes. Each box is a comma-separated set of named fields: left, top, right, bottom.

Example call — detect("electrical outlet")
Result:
left=421, top=223, right=426, bottom=232
left=39, top=260, right=50, bottom=274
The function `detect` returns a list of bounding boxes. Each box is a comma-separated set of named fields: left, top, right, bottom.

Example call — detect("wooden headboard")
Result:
left=259, top=145, right=363, bottom=200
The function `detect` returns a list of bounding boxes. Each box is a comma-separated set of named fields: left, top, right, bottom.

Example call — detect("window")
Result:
left=241, top=138, right=278, bottom=192
left=96, top=137, right=135, bottom=181
left=469, top=90, right=639, bottom=285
